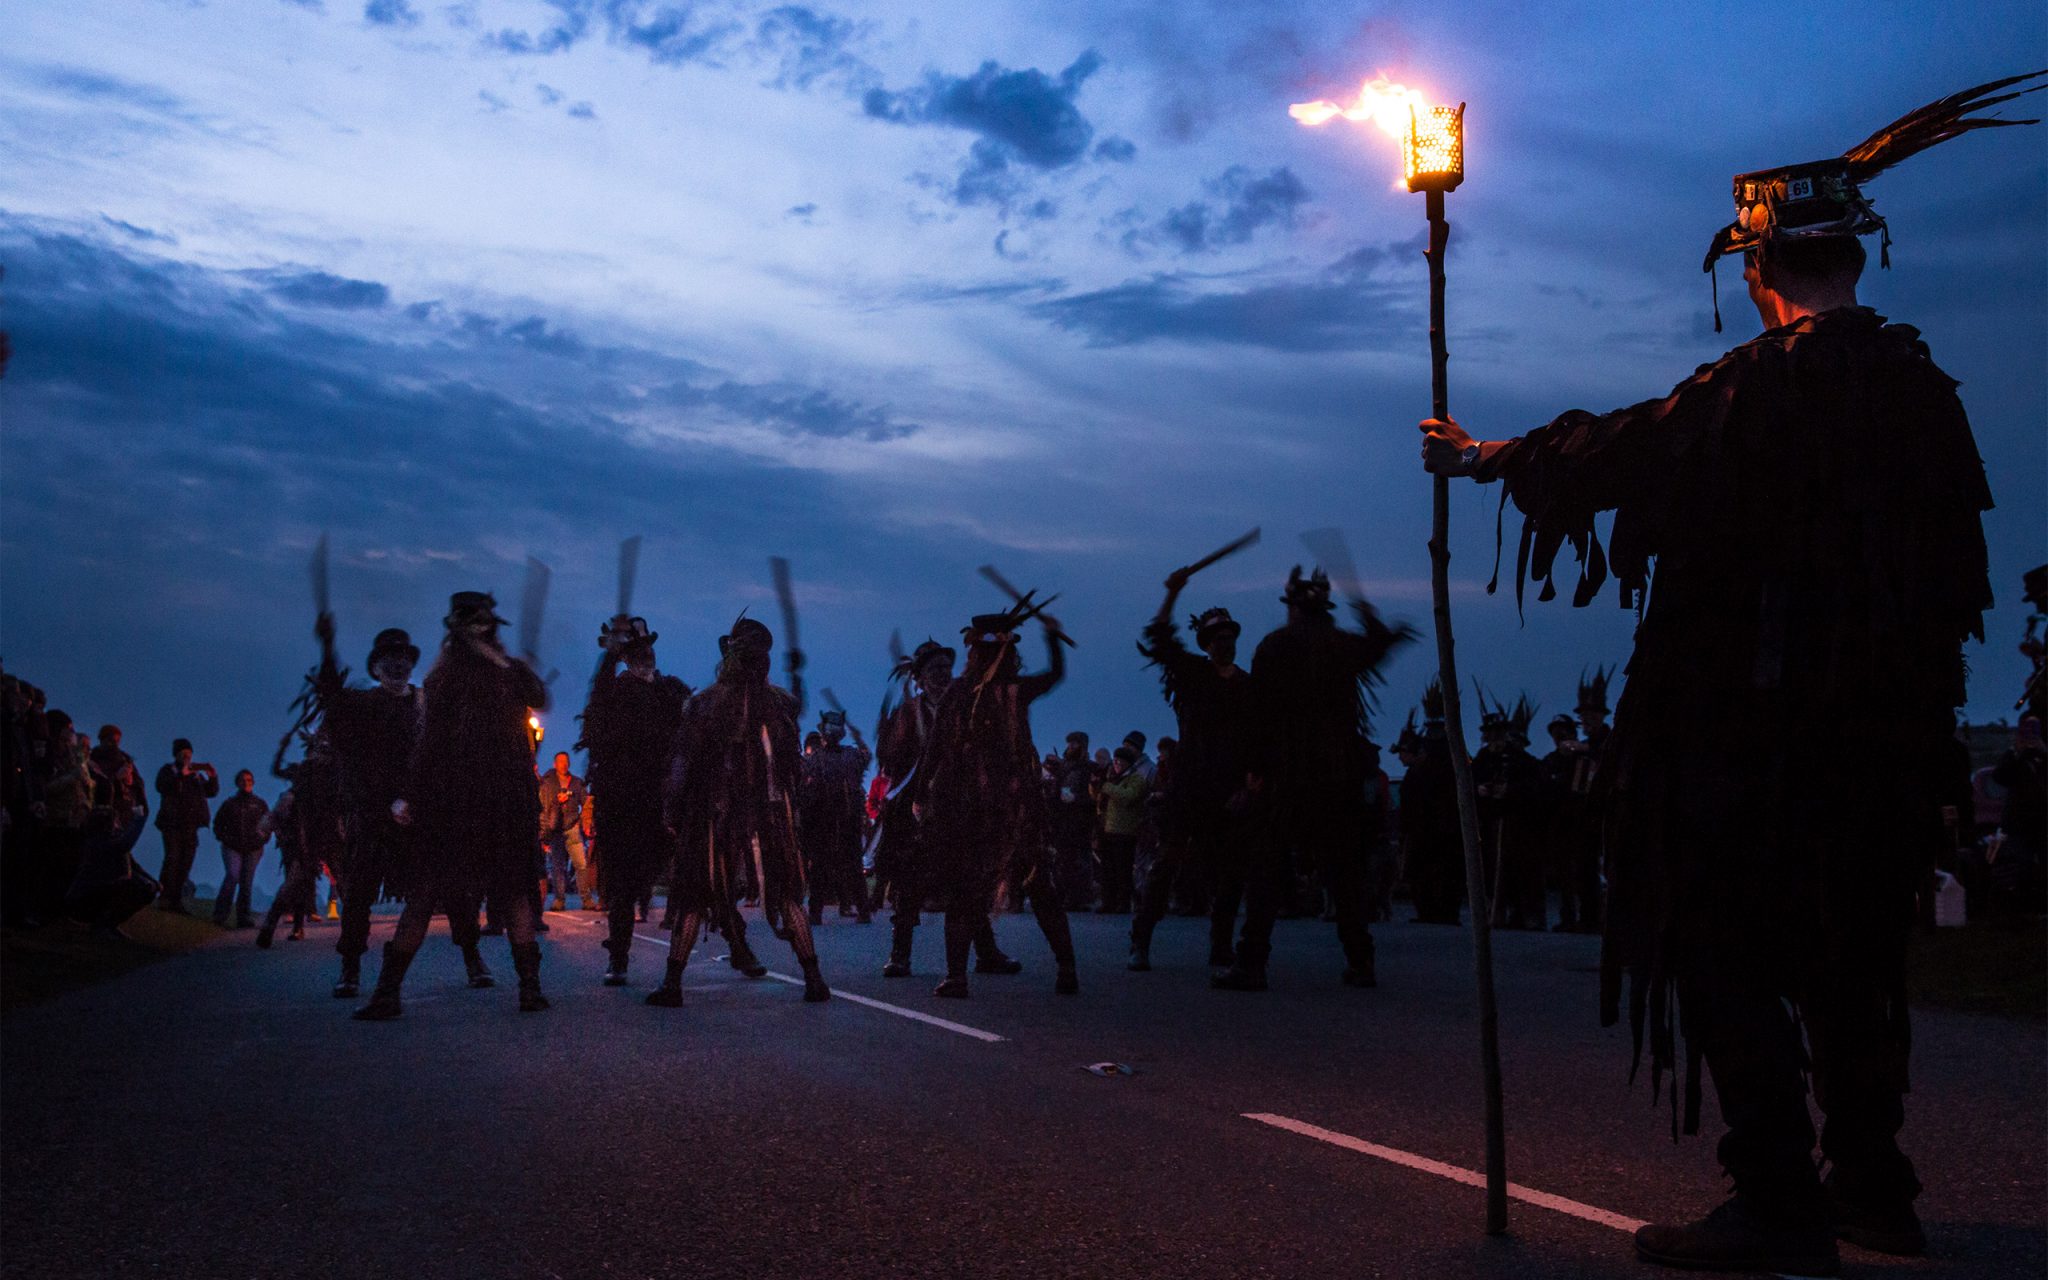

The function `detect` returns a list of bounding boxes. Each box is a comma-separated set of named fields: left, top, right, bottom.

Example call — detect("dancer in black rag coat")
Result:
left=578, top=615, right=688, bottom=987
left=1394, top=687, right=1463, bottom=925
left=1421, top=71, right=2034, bottom=1272
left=1213, top=568, right=1413, bottom=992
left=355, top=592, right=551, bottom=1018
left=1132, top=571, right=1256, bottom=972
left=801, top=709, right=870, bottom=924
left=871, top=639, right=1022, bottom=979
left=912, top=597, right=1075, bottom=998
left=314, top=615, right=496, bottom=998
left=646, top=616, right=829, bottom=1006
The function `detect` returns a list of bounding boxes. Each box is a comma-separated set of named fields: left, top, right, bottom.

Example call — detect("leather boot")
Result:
left=352, top=943, right=414, bottom=1020
left=1127, top=917, right=1154, bottom=971
left=645, top=957, right=686, bottom=1007
left=972, top=920, right=1022, bottom=974
left=464, top=946, right=496, bottom=989
left=332, top=953, right=362, bottom=999
left=726, top=933, right=767, bottom=978
left=1634, top=1196, right=1838, bottom=1275
left=511, top=942, right=549, bottom=1012
left=935, top=914, right=972, bottom=997
left=1210, top=965, right=1268, bottom=992
left=882, top=922, right=914, bottom=978
left=1823, top=1167, right=1925, bottom=1257
left=800, top=956, right=831, bottom=1003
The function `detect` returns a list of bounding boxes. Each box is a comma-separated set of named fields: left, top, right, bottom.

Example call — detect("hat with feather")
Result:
left=1577, top=665, right=1614, bottom=717
left=1281, top=566, right=1334, bottom=612
left=1701, top=71, right=2045, bottom=324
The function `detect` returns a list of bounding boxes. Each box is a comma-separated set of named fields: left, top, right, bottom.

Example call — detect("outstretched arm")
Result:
left=1019, top=621, right=1067, bottom=703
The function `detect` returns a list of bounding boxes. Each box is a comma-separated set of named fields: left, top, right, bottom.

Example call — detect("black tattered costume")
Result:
left=315, top=624, right=493, bottom=998
left=1211, top=570, right=1411, bottom=990
left=1134, top=605, right=1255, bottom=969
left=910, top=601, right=1077, bottom=997
left=578, top=616, right=689, bottom=984
left=354, top=593, right=553, bottom=1017
left=648, top=616, right=829, bottom=1006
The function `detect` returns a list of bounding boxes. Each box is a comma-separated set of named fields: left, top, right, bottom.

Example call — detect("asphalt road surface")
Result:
left=3, top=905, right=2042, bottom=1279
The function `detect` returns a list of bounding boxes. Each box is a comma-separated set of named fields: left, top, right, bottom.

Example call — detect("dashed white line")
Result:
left=627, top=932, right=1005, bottom=1043
left=1242, top=1112, right=1648, bottom=1234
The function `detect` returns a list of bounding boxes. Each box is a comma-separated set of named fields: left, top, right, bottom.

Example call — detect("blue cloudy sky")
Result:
left=3, top=1, right=2043, bottom=832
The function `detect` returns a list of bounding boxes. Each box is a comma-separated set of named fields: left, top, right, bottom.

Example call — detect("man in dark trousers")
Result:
left=578, top=614, right=688, bottom=987
left=153, top=739, right=217, bottom=913
left=1133, top=573, right=1256, bottom=971
left=537, top=752, right=588, bottom=912
left=356, top=592, right=553, bottom=1018
left=913, top=598, right=1075, bottom=998
left=646, top=615, right=829, bottom=1007
left=801, top=709, right=871, bottom=924
left=1213, top=568, right=1412, bottom=992
left=1540, top=712, right=1600, bottom=933
left=1420, top=72, right=2033, bottom=1271
left=319, top=616, right=495, bottom=1000
left=1473, top=696, right=1546, bottom=930
left=871, top=638, right=1020, bottom=979
left=209, top=770, right=269, bottom=928
left=1394, top=690, right=1463, bottom=925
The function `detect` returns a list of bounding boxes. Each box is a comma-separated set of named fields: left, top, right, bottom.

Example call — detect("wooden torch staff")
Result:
left=1420, top=143, right=1508, bottom=1235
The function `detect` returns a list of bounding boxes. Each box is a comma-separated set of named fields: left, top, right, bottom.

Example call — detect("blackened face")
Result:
left=723, top=645, right=771, bottom=685
left=822, top=724, right=846, bottom=745
left=373, top=654, right=415, bottom=687
left=1201, top=631, right=1238, bottom=666
left=625, top=649, right=657, bottom=679
left=918, top=656, right=954, bottom=696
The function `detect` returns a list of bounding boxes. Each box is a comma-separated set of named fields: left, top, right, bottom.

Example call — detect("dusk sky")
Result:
left=3, top=1, right=2042, bottom=883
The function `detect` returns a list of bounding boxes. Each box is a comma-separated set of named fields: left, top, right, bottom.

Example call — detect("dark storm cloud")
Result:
left=362, top=0, right=420, bottom=26
left=1033, top=240, right=1414, bottom=352
left=1125, top=165, right=1311, bottom=255
left=259, top=269, right=391, bottom=310
left=862, top=51, right=1107, bottom=209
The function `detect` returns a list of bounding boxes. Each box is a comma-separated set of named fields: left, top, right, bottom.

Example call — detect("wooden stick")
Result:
left=1425, top=185, right=1509, bottom=1235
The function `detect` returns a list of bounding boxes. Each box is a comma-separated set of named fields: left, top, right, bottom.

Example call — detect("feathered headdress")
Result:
left=1420, top=679, right=1445, bottom=725
left=1577, top=665, right=1613, bottom=716
left=1702, top=70, right=2045, bottom=324
left=1508, top=695, right=1538, bottom=747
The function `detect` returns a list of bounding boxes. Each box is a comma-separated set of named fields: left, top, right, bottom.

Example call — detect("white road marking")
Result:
left=1242, top=1113, right=1649, bottom=1234
left=629, top=932, right=1005, bottom=1043
left=760, top=972, right=1007, bottom=1043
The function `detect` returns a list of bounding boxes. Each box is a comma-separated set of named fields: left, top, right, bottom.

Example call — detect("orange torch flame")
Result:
left=1289, top=75, right=1429, bottom=140
left=1291, top=75, right=1463, bottom=192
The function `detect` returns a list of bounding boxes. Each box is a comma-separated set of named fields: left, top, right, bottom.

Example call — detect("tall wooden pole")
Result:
left=1424, top=185, right=1509, bottom=1235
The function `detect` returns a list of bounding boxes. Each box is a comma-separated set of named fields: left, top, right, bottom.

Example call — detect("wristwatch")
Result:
left=1460, top=442, right=1482, bottom=474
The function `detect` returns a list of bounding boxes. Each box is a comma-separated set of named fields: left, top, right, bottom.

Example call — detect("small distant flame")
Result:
left=1289, top=75, right=1429, bottom=141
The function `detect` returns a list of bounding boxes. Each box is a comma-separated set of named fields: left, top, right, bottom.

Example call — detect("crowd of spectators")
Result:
left=1, top=666, right=291, bottom=939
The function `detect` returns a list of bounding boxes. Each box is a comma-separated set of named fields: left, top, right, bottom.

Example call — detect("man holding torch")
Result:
left=1422, top=72, right=2037, bottom=1273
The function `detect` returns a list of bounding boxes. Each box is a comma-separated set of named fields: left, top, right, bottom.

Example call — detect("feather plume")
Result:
left=1843, top=70, right=2046, bottom=183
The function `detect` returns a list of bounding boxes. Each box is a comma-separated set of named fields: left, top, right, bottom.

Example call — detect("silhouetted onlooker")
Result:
left=210, top=770, right=269, bottom=928
left=154, top=739, right=218, bottom=913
